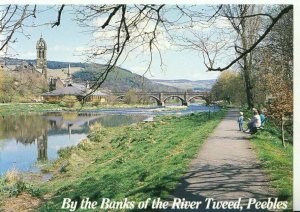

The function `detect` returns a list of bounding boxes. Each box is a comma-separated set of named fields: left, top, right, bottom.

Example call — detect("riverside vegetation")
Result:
left=0, top=102, right=173, bottom=117
left=0, top=110, right=225, bottom=211
left=240, top=109, right=293, bottom=208
left=250, top=126, right=293, bottom=208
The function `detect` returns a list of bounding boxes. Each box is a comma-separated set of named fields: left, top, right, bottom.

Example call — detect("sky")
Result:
left=6, top=5, right=222, bottom=81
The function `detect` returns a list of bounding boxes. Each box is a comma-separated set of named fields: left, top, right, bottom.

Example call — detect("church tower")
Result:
left=36, top=35, right=47, bottom=78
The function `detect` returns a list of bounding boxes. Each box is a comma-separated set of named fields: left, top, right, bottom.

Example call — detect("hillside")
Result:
left=152, top=79, right=216, bottom=91
left=2, top=57, right=85, bottom=69
left=72, top=64, right=182, bottom=92
left=2, top=58, right=181, bottom=92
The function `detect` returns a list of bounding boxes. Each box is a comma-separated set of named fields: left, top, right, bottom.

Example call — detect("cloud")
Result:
left=18, top=50, right=36, bottom=59
left=192, top=70, right=220, bottom=80
left=49, top=45, right=72, bottom=52
left=90, top=10, right=175, bottom=55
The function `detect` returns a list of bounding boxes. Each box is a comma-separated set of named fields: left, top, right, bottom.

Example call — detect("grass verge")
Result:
left=0, top=103, right=62, bottom=116
left=250, top=126, right=293, bottom=209
left=0, top=103, right=179, bottom=117
left=16, top=110, right=225, bottom=211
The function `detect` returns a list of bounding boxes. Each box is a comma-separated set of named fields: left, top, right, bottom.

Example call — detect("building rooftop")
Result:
left=42, top=84, right=108, bottom=97
left=42, top=85, right=85, bottom=96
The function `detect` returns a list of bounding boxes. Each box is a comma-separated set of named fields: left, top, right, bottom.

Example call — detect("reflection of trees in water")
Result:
left=0, top=115, right=48, bottom=144
left=0, top=114, right=146, bottom=141
left=37, top=134, right=47, bottom=161
left=0, top=113, right=146, bottom=161
left=0, top=115, right=49, bottom=161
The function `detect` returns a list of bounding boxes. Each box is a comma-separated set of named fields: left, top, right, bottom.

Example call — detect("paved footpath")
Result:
left=167, top=109, right=276, bottom=211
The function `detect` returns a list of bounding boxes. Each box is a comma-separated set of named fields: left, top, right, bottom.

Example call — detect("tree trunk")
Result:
left=243, top=57, right=254, bottom=109
left=240, top=13, right=255, bottom=110
left=281, top=114, right=286, bottom=147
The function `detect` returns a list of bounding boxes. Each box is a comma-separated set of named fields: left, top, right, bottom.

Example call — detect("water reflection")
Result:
left=37, top=134, right=48, bottom=161
left=0, top=113, right=146, bottom=174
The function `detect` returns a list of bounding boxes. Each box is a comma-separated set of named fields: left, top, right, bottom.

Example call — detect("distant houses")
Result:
left=42, top=83, right=108, bottom=103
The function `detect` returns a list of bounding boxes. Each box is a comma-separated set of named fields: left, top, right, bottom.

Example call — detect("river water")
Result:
left=0, top=105, right=218, bottom=175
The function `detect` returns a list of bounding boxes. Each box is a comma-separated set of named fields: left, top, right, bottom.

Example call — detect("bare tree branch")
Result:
left=207, top=5, right=292, bottom=71
left=52, top=4, right=65, bottom=28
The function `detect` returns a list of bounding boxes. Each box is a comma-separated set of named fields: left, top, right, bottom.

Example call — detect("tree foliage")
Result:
left=211, top=70, right=246, bottom=106
left=210, top=5, right=293, bottom=146
left=0, top=68, right=48, bottom=103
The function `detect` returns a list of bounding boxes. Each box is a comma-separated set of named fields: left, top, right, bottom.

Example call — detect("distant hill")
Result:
left=72, top=64, right=182, bottom=92
left=152, top=79, right=216, bottom=91
left=2, top=57, right=181, bottom=92
left=2, top=57, right=85, bottom=69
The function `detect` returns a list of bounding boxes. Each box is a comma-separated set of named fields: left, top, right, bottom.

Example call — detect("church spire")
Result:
left=66, top=64, right=72, bottom=86
left=36, top=36, right=47, bottom=73
left=67, top=64, right=71, bottom=77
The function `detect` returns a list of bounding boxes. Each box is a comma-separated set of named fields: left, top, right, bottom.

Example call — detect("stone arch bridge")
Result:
left=113, top=91, right=210, bottom=106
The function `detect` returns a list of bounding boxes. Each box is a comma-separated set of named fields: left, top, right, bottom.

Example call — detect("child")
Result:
left=237, top=112, right=244, bottom=131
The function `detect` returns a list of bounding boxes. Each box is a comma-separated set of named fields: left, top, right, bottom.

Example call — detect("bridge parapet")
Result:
left=112, top=91, right=210, bottom=106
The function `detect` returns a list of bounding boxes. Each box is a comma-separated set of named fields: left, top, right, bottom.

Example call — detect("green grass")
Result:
left=30, top=110, right=225, bottom=211
left=238, top=107, right=293, bottom=209
left=0, top=103, right=63, bottom=116
left=0, top=103, right=179, bottom=117
left=250, top=125, right=293, bottom=209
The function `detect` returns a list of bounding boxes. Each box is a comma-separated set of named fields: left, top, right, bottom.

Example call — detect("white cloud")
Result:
left=49, top=45, right=72, bottom=52
left=192, top=70, right=220, bottom=80
left=18, top=50, right=36, bottom=59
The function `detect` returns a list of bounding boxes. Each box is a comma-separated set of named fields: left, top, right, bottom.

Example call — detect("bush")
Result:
left=92, top=99, right=104, bottom=106
left=124, top=89, right=139, bottom=104
left=59, top=96, right=80, bottom=108
left=0, top=168, right=27, bottom=197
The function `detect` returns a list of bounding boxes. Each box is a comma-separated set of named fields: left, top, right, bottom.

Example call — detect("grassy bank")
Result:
left=1, top=110, right=225, bottom=211
left=250, top=127, right=293, bottom=208
left=0, top=103, right=182, bottom=116
left=239, top=107, right=293, bottom=208
left=0, top=103, right=63, bottom=116
left=0, top=103, right=130, bottom=116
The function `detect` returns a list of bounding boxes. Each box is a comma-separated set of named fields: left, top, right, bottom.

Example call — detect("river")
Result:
left=0, top=104, right=219, bottom=175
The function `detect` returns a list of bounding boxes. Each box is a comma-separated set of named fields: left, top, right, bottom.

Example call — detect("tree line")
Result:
left=210, top=6, right=293, bottom=146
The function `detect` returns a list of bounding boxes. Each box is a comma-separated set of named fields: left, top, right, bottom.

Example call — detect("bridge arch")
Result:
left=163, top=95, right=187, bottom=106
left=114, top=95, right=126, bottom=102
left=188, top=96, right=209, bottom=104
left=138, top=95, right=162, bottom=105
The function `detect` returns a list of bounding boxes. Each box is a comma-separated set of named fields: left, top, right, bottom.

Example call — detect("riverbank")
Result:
left=0, top=110, right=225, bottom=211
left=250, top=127, right=293, bottom=208
left=240, top=108, right=293, bottom=208
left=0, top=103, right=187, bottom=116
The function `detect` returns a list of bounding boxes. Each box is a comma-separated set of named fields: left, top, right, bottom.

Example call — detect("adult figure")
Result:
left=244, top=108, right=261, bottom=134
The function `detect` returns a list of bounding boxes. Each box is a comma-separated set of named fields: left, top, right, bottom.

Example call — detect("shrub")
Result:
left=59, top=96, right=80, bottom=108
left=1, top=167, right=26, bottom=196
left=124, top=89, right=139, bottom=104
left=92, top=99, right=103, bottom=106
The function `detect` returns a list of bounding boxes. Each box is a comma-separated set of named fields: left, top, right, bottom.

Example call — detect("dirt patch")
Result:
left=1, top=192, right=42, bottom=212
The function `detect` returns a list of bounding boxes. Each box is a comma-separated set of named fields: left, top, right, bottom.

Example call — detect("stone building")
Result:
left=42, top=84, right=108, bottom=103
left=36, top=35, right=47, bottom=79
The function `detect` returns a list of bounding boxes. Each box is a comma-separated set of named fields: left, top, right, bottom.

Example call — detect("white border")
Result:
left=0, top=0, right=297, bottom=4
left=0, top=0, right=299, bottom=210
left=293, top=2, right=300, bottom=211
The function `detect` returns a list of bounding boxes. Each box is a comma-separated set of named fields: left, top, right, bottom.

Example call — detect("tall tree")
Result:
left=211, top=70, right=246, bottom=106
left=222, top=5, right=262, bottom=109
